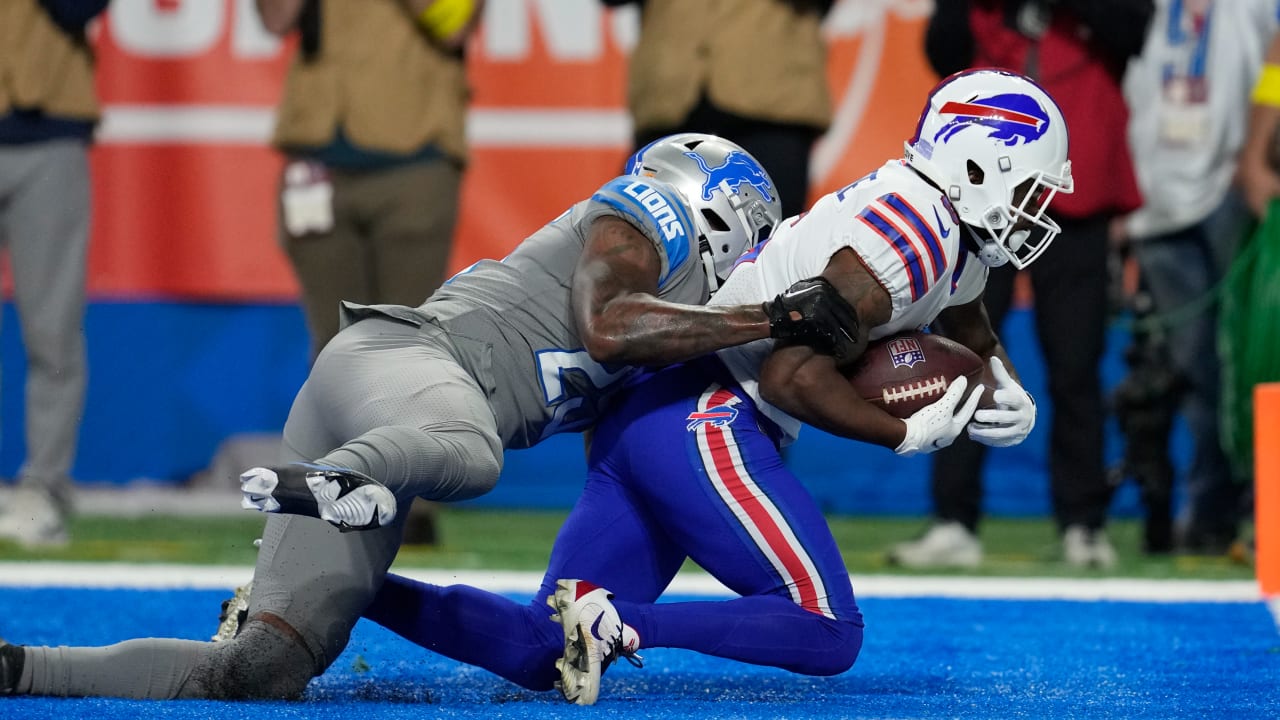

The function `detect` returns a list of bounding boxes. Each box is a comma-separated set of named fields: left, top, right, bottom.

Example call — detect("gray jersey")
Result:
left=343, top=175, right=709, bottom=448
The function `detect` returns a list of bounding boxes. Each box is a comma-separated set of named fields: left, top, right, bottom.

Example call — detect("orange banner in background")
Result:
left=86, top=0, right=939, bottom=301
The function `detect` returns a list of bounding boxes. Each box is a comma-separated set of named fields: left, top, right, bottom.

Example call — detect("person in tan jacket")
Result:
left=256, top=0, right=484, bottom=545
left=0, top=0, right=110, bottom=549
left=258, top=0, right=478, bottom=357
left=603, top=0, right=835, bottom=219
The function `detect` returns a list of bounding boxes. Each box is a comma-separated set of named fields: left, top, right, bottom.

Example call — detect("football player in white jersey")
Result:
left=360, top=69, right=1074, bottom=705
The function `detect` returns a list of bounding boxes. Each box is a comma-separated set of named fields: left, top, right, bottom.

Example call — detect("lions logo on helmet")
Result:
left=905, top=70, right=1073, bottom=270
left=685, top=150, right=776, bottom=204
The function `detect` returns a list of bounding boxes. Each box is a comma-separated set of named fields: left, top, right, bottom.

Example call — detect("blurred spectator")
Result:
left=0, top=0, right=110, bottom=548
left=602, top=0, right=834, bottom=219
left=1238, top=30, right=1280, bottom=214
left=1113, top=0, right=1278, bottom=555
left=887, top=0, right=1151, bottom=569
left=255, top=0, right=483, bottom=545
left=1220, top=29, right=1280, bottom=565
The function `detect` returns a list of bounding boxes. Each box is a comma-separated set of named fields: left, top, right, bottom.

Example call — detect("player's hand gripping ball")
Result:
left=845, top=331, right=993, bottom=419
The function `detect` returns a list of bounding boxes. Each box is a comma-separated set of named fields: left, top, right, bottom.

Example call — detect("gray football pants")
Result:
left=17, top=317, right=506, bottom=698
left=0, top=140, right=89, bottom=503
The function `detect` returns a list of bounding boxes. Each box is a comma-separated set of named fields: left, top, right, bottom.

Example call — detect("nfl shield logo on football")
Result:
left=887, top=337, right=926, bottom=368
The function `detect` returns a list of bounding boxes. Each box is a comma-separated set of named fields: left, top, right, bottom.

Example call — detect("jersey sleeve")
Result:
left=578, top=176, right=699, bottom=288
left=852, top=192, right=953, bottom=310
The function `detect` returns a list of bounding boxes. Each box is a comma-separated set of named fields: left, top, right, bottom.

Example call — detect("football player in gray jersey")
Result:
left=0, top=133, right=860, bottom=700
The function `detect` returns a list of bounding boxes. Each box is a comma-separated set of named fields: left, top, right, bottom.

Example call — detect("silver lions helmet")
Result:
left=625, top=133, right=782, bottom=293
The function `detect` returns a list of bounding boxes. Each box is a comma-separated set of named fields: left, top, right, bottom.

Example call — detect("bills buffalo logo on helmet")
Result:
left=686, top=403, right=740, bottom=432
left=686, top=150, right=776, bottom=204
left=934, top=93, right=1050, bottom=147
left=886, top=337, right=926, bottom=369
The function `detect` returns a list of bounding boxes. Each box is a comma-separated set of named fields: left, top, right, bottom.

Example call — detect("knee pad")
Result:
left=180, top=618, right=319, bottom=700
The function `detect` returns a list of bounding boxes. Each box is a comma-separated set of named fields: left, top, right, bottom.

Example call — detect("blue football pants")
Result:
left=363, top=359, right=864, bottom=689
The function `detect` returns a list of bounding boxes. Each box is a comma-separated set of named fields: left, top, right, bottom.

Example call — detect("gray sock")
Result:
left=24, top=638, right=209, bottom=698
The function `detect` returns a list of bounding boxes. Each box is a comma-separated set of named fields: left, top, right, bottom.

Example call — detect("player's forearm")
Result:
left=1239, top=102, right=1280, bottom=216
left=761, top=347, right=905, bottom=449
left=580, top=296, right=772, bottom=367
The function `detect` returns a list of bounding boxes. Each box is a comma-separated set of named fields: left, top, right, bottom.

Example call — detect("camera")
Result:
left=1108, top=292, right=1188, bottom=554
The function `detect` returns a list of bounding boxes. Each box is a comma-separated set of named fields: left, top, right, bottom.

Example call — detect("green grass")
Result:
left=0, top=509, right=1256, bottom=580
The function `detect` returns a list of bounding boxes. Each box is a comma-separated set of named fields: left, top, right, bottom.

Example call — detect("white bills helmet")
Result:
left=904, top=69, right=1074, bottom=268
left=626, top=133, right=781, bottom=292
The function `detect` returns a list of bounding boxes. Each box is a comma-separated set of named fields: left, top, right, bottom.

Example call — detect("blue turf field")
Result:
left=2, top=583, right=1278, bottom=719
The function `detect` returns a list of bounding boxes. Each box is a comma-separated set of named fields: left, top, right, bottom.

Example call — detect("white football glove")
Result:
left=894, top=375, right=984, bottom=457
left=967, top=356, right=1036, bottom=448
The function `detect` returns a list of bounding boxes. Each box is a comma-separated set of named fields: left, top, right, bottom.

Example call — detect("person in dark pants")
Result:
left=632, top=99, right=823, bottom=221
left=604, top=0, right=834, bottom=220
left=887, top=0, right=1153, bottom=569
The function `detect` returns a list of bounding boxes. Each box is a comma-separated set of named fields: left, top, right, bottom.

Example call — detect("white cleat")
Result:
left=0, top=487, right=69, bottom=549
left=1063, top=525, right=1117, bottom=570
left=238, top=463, right=397, bottom=532
left=212, top=582, right=253, bottom=642
left=886, top=521, right=983, bottom=569
left=547, top=578, right=641, bottom=706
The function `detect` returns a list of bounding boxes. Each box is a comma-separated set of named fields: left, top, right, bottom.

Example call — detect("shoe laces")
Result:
left=602, top=627, right=643, bottom=671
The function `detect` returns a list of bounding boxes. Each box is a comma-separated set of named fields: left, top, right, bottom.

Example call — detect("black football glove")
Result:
left=763, top=277, right=863, bottom=361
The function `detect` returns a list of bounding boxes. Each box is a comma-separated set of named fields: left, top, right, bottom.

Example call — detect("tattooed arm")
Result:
left=571, top=216, right=773, bottom=366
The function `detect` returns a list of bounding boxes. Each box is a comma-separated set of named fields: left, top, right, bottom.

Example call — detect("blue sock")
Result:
left=364, top=574, right=563, bottom=690
left=614, top=594, right=863, bottom=676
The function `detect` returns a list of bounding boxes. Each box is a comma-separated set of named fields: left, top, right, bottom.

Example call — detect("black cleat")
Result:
left=0, top=638, right=24, bottom=695
left=239, top=463, right=397, bottom=531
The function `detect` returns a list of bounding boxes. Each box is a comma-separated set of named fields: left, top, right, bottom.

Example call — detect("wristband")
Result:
left=1253, top=63, right=1280, bottom=108
left=418, top=0, right=476, bottom=41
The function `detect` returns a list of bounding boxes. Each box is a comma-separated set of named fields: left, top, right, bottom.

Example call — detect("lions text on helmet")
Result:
left=625, top=133, right=782, bottom=293
left=904, top=69, right=1074, bottom=269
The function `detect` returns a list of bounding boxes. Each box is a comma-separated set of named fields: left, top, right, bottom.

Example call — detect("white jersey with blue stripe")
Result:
left=710, top=159, right=988, bottom=442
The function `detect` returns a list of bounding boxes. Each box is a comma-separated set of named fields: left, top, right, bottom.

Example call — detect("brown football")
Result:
left=847, top=331, right=989, bottom=419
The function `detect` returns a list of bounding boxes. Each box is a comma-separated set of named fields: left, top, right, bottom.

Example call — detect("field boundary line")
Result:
left=0, top=563, right=1262, bottom=602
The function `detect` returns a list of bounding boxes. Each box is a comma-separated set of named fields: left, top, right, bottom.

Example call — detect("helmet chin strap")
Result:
left=699, top=236, right=722, bottom=294
left=963, top=224, right=1010, bottom=268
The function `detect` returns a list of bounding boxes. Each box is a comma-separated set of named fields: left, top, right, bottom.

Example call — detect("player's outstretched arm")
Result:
left=572, top=216, right=774, bottom=365
left=763, top=277, right=865, bottom=363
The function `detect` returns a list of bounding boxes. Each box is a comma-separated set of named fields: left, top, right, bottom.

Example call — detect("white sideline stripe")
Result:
left=0, top=563, right=1262, bottom=603
left=96, top=105, right=631, bottom=148
left=467, top=108, right=629, bottom=147
left=1269, top=596, right=1280, bottom=632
